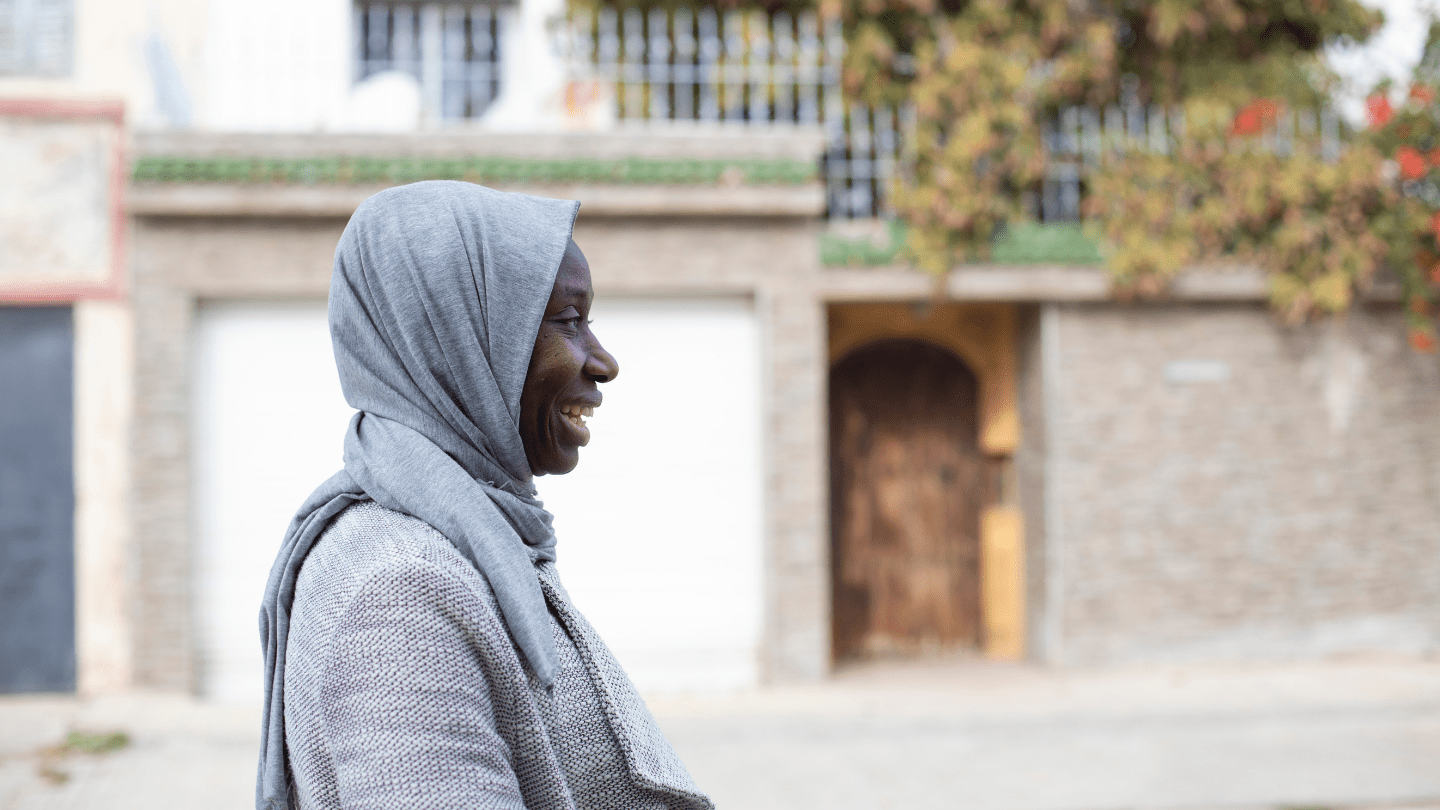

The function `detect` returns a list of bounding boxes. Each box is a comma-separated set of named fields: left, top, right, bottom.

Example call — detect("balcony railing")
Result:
left=1033, top=101, right=1344, bottom=222
left=563, top=6, right=906, bottom=220
left=350, top=3, right=1343, bottom=224
left=564, top=6, right=843, bottom=127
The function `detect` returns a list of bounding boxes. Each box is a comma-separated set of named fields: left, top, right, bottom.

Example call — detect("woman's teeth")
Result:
left=560, top=404, right=594, bottom=429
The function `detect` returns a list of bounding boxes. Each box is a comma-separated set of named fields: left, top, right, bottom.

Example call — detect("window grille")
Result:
left=566, top=6, right=886, bottom=218
left=354, top=1, right=509, bottom=122
left=0, top=0, right=73, bottom=76
left=565, top=6, right=843, bottom=128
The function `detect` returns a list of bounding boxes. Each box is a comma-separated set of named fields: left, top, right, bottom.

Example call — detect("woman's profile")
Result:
left=255, top=181, right=713, bottom=810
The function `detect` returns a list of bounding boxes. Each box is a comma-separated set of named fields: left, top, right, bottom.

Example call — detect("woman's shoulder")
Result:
left=295, top=500, right=497, bottom=614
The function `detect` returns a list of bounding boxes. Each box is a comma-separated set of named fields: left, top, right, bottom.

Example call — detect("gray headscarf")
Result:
left=256, top=181, right=580, bottom=810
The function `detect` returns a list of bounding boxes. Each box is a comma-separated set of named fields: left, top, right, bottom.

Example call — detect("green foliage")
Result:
left=1108, top=0, right=1380, bottom=105
left=1087, top=100, right=1395, bottom=321
left=62, top=731, right=130, bottom=755
left=1091, top=20, right=1440, bottom=349
left=835, top=0, right=1391, bottom=326
left=836, top=0, right=1116, bottom=273
left=1362, top=25, right=1440, bottom=349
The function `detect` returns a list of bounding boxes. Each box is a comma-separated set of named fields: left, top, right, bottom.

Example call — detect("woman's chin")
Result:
left=534, top=440, right=582, bottom=476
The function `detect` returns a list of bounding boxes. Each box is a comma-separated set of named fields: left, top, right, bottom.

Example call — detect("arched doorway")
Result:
left=830, top=339, right=992, bottom=662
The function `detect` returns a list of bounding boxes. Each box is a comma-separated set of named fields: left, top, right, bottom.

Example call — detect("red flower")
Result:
left=1411, top=84, right=1435, bottom=105
left=1429, top=263, right=1440, bottom=285
left=1398, top=146, right=1428, bottom=180
left=1231, top=99, right=1279, bottom=136
left=1410, top=329, right=1436, bottom=352
left=1367, top=94, right=1394, bottom=128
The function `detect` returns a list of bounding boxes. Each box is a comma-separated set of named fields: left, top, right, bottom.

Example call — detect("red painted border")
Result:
left=0, top=98, right=127, bottom=303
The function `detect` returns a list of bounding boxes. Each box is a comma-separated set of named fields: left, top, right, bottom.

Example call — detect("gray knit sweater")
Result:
left=282, top=501, right=713, bottom=810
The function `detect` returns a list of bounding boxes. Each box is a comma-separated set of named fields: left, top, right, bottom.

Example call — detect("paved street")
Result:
left=2, top=658, right=1438, bottom=810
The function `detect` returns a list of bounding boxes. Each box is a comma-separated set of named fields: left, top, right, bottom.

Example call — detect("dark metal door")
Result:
left=0, top=306, right=75, bottom=693
left=830, top=339, right=988, bottom=662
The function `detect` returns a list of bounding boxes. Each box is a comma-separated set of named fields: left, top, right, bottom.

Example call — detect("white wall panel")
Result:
left=192, top=301, right=352, bottom=703
left=192, top=296, right=763, bottom=703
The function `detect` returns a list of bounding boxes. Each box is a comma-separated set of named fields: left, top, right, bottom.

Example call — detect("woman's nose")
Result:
left=585, top=339, right=619, bottom=383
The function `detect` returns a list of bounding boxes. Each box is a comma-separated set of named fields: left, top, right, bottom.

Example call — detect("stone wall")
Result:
left=1049, top=303, right=1440, bottom=664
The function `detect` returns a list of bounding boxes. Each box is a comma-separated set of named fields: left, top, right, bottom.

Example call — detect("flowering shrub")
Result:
left=830, top=0, right=1436, bottom=347
left=1365, top=77, right=1440, bottom=350
left=1087, top=101, right=1397, bottom=327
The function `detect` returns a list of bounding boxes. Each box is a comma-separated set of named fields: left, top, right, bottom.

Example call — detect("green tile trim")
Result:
left=990, top=222, right=1102, bottom=265
left=820, top=218, right=908, bottom=266
left=131, top=154, right=817, bottom=186
left=820, top=220, right=1102, bottom=267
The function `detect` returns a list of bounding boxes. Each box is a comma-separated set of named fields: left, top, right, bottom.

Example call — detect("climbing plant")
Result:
left=1084, top=101, right=1396, bottom=322
left=580, top=0, right=1440, bottom=345
left=1089, top=21, right=1440, bottom=350
left=828, top=0, right=1428, bottom=339
left=1363, top=24, right=1440, bottom=349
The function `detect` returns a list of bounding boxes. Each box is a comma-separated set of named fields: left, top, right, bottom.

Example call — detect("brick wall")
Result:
left=1048, top=303, right=1440, bottom=664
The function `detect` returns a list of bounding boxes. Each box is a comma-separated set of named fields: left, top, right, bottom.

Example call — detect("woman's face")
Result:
left=519, top=240, right=619, bottom=476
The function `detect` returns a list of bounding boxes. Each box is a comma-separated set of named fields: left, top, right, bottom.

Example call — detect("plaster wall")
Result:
left=1048, top=303, right=1440, bottom=664
left=0, top=116, right=117, bottom=287
left=73, top=300, right=135, bottom=693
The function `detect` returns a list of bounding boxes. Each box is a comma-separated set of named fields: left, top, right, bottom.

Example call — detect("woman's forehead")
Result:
left=554, top=242, right=592, bottom=297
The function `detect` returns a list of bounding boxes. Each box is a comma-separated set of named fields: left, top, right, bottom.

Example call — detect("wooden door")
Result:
left=830, top=339, right=988, bottom=662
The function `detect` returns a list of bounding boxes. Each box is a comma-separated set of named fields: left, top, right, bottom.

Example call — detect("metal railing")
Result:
left=563, top=5, right=903, bottom=220
left=354, top=1, right=509, bottom=122
left=1034, top=101, right=1344, bottom=222
left=351, top=3, right=1344, bottom=224
left=564, top=5, right=844, bottom=126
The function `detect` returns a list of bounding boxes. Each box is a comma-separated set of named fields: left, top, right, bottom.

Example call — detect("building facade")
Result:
left=2, top=0, right=1437, bottom=699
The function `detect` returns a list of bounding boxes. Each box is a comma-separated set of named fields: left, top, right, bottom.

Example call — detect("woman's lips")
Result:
left=558, top=404, right=595, bottom=443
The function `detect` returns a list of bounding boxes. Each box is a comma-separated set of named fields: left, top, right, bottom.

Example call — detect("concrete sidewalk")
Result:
left=2, top=658, right=1438, bottom=810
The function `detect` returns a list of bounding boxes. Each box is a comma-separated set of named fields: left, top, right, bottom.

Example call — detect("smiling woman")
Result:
left=520, top=240, right=618, bottom=477
left=255, top=181, right=709, bottom=810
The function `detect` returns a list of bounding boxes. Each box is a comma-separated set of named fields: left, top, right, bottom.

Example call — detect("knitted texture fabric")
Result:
left=283, top=501, right=713, bottom=810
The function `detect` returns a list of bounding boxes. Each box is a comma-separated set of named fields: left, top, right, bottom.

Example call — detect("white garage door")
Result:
left=192, top=296, right=763, bottom=703
left=192, top=301, right=354, bottom=703
left=539, top=297, right=763, bottom=693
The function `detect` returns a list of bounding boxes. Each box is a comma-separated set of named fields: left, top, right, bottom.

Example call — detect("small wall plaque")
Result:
left=1163, top=359, right=1232, bottom=384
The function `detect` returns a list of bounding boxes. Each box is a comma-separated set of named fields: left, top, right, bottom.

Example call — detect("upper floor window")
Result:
left=0, top=0, right=72, bottom=77
left=354, top=1, right=508, bottom=122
